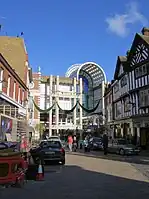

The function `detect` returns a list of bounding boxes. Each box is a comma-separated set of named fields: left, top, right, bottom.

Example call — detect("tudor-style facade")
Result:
left=112, top=56, right=133, bottom=139
left=126, top=27, right=149, bottom=149
left=104, top=27, right=149, bottom=149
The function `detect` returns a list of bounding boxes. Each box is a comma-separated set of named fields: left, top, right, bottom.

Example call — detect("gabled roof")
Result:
left=114, top=56, right=127, bottom=80
left=127, top=33, right=149, bottom=65
left=0, top=36, right=28, bottom=84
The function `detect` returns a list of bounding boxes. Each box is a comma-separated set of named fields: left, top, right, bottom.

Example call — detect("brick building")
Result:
left=0, top=36, right=32, bottom=141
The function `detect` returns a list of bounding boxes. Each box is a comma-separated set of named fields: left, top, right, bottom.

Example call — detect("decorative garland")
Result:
left=78, top=100, right=100, bottom=113
left=56, top=101, right=78, bottom=114
left=32, top=100, right=55, bottom=113
left=33, top=99, right=100, bottom=113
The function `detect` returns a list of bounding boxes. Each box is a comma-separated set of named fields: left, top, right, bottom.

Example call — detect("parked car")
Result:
left=48, top=136, right=60, bottom=141
left=30, top=140, right=65, bottom=165
left=89, top=137, right=103, bottom=150
left=108, top=139, right=141, bottom=155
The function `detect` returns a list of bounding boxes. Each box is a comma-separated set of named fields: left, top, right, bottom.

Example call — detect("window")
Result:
left=18, top=87, right=20, bottom=103
left=114, top=82, right=119, bottom=93
left=139, top=89, right=149, bottom=107
left=121, top=75, right=127, bottom=87
left=115, top=101, right=121, bottom=117
left=124, top=97, right=131, bottom=112
left=22, top=90, right=24, bottom=105
left=13, top=82, right=16, bottom=100
left=0, top=68, right=4, bottom=81
left=64, top=98, right=69, bottom=101
left=7, top=76, right=10, bottom=96
left=59, top=97, right=63, bottom=100
left=135, top=64, right=147, bottom=78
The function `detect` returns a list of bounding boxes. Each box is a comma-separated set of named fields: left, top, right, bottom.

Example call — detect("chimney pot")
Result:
left=141, top=27, right=149, bottom=36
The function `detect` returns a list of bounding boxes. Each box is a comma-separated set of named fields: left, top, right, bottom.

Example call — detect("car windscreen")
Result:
left=49, top=137, right=59, bottom=139
left=117, top=139, right=127, bottom=145
left=40, top=141, right=61, bottom=148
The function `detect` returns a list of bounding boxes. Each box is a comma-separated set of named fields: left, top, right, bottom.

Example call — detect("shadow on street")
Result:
left=1, top=164, right=149, bottom=199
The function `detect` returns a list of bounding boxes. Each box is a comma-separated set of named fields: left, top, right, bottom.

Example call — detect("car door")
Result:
left=109, top=140, right=118, bottom=153
left=112, top=140, right=119, bottom=153
left=108, top=139, right=113, bottom=153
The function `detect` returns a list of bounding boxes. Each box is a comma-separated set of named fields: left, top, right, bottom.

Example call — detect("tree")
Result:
left=35, top=123, right=46, bottom=139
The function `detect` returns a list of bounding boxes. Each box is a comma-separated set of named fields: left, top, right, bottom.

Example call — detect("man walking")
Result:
left=68, top=135, right=73, bottom=152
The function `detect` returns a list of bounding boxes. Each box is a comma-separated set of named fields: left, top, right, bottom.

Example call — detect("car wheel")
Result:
left=61, top=159, right=65, bottom=165
left=119, top=149, right=125, bottom=156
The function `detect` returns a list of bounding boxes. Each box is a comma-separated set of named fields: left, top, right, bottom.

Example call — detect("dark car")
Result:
left=30, top=140, right=65, bottom=165
left=108, top=139, right=141, bottom=155
left=89, top=137, right=103, bottom=150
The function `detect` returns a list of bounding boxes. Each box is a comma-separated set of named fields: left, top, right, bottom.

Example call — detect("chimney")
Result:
left=141, top=27, right=149, bottom=36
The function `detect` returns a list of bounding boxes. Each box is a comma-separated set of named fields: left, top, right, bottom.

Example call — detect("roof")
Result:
left=65, top=62, right=106, bottom=87
left=139, top=34, right=149, bottom=44
left=114, top=56, right=127, bottom=80
left=0, top=53, right=28, bottom=90
left=0, top=36, right=28, bottom=84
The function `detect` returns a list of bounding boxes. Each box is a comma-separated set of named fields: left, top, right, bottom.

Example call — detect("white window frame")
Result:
left=7, top=76, right=11, bottom=96
left=22, top=90, right=24, bottom=105
left=13, top=82, right=16, bottom=100
left=0, top=68, right=4, bottom=81
left=18, top=87, right=21, bottom=103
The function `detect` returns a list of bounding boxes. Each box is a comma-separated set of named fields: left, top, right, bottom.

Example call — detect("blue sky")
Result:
left=0, top=0, right=149, bottom=81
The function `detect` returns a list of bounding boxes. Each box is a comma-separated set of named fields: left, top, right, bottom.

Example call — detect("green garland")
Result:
left=32, top=100, right=55, bottom=113
left=78, top=100, right=100, bottom=113
left=56, top=101, right=78, bottom=114
left=33, top=99, right=100, bottom=113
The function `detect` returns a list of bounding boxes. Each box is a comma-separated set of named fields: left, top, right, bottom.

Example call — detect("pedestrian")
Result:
left=73, top=135, right=77, bottom=152
left=102, top=133, right=108, bottom=155
left=84, top=136, right=89, bottom=152
left=68, top=135, right=73, bottom=152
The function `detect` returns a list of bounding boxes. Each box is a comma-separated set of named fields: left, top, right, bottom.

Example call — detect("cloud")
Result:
left=106, top=2, right=148, bottom=37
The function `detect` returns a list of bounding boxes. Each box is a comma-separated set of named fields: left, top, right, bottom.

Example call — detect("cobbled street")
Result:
left=1, top=152, right=149, bottom=199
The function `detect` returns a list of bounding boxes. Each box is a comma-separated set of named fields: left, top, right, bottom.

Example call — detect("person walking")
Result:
left=102, top=133, right=108, bottom=155
left=73, top=135, right=77, bottom=152
left=68, top=135, right=73, bottom=152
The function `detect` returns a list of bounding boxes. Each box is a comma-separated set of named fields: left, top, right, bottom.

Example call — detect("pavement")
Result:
left=0, top=152, right=149, bottom=199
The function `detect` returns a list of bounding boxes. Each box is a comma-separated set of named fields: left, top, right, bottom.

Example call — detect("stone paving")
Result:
left=0, top=153, right=149, bottom=199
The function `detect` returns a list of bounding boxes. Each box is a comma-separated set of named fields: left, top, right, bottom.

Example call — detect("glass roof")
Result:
left=65, top=62, right=106, bottom=88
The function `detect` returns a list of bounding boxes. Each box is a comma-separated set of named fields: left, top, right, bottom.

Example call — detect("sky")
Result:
left=0, top=0, right=149, bottom=81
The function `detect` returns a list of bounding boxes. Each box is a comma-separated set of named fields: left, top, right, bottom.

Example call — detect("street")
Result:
left=1, top=152, right=149, bottom=199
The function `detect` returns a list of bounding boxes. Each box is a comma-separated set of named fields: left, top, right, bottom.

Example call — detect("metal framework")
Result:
left=65, top=62, right=106, bottom=87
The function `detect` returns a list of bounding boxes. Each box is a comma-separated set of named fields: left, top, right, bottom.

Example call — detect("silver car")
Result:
left=108, top=139, right=140, bottom=155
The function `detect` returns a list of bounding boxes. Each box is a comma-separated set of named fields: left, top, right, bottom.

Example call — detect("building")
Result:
left=29, top=69, right=83, bottom=137
left=0, top=53, right=29, bottom=141
left=104, top=81, right=114, bottom=137
left=0, top=36, right=33, bottom=141
left=0, top=36, right=29, bottom=85
left=65, top=62, right=107, bottom=128
left=104, top=27, right=149, bottom=149
left=30, top=62, right=107, bottom=138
